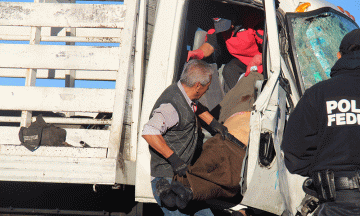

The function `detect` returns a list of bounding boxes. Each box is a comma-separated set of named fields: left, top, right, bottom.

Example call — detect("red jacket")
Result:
left=206, top=14, right=264, bottom=73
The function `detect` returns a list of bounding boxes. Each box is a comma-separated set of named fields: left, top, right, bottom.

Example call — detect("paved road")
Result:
left=0, top=181, right=237, bottom=216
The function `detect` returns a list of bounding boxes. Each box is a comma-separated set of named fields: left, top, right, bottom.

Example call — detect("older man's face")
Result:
left=195, top=78, right=212, bottom=100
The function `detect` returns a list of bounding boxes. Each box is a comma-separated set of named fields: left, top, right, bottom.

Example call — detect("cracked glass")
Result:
left=290, top=11, right=358, bottom=89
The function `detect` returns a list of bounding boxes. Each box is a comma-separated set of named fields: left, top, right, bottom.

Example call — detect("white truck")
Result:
left=0, top=0, right=358, bottom=215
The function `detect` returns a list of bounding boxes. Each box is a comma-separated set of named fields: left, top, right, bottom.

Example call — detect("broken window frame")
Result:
left=285, top=7, right=359, bottom=95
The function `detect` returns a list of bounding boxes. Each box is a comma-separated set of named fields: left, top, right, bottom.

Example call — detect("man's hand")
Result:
left=167, top=153, right=188, bottom=177
left=187, top=49, right=204, bottom=62
left=209, top=118, right=228, bottom=140
left=245, top=54, right=262, bottom=77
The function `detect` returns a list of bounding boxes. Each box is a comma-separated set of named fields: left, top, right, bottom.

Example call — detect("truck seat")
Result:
left=193, top=28, right=225, bottom=113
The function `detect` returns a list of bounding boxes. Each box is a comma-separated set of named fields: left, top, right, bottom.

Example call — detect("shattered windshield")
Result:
left=289, top=10, right=358, bottom=89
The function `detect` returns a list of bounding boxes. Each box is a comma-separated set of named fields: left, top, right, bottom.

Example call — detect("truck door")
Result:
left=135, top=0, right=266, bottom=204
left=252, top=6, right=360, bottom=216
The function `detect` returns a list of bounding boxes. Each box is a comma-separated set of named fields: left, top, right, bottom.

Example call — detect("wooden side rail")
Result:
left=0, top=26, right=122, bottom=43
left=0, top=126, right=110, bottom=148
left=0, top=2, right=125, bottom=28
left=0, top=44, right=120, bottom=71
left=0, top=86, right=115, bottom=113
left=0, top=69, right=117, bottom=81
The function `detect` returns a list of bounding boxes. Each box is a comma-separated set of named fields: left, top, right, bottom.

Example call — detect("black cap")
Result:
left=213, top=18, right=232, bottom=33
left=339, top=29, right=360, bottom=55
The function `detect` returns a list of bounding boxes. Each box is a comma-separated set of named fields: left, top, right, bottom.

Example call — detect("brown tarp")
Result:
left=173, top=72, right=264, bottom=201
left=174, top=134, right=246, bottom=201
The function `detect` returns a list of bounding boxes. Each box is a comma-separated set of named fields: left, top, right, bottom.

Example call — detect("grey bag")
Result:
left=19, top=115, right=67, bottom=151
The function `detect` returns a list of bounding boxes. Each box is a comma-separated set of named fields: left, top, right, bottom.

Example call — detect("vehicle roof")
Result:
left=279, top=0, right=339, bottom=13
left=223, top=0, right=340, bottom=13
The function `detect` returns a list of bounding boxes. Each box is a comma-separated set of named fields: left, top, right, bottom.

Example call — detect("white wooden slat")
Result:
left=0, top=26, right=122, bottom=38
left=64, top=26, right=76, bottom=107
left=128, top=0, right=147, bottom=162
left=21, top=17, right=41, bottom=127
left=0, top=2, right=126, bottom=28
left=0, top=44, right=120, bottom=71
left=0, top=26, right=31, bottom=36
left=65, top=128, right=110, bottom=148
left=0, top=155, right=118, bottom=184
left=0, top=86, right=115, bottom=113
left=76, top=28, right=122, bottom=38
left=0, top=35, right=121, bottom=43
left=0, top=145, right=107, bottom=158
left=0, top=127, right=110, bottom=148
left=1, top=159, right=111, bottom=173
left=0, top=127, right=20, bottom=145
left=108, top=0, right=139, bottom=159
left=0, top=68, right=117, bottom=80
left=0, top=117, right=111, bottom=125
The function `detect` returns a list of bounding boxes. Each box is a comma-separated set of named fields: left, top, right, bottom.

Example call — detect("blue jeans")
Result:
left=317, top=190, right=360, bottom=215
left=151, top=177, right=214, bottom=216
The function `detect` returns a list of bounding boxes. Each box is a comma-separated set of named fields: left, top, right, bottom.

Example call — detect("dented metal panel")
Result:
left=0, top=2, right=126, bottom=28
left=241, top=83, right=286, bottom=215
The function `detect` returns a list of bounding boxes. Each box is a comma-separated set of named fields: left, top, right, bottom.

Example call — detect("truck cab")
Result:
left=0, top=0, right=358, bottom=215
left=135, top=0, right=359, bottom=215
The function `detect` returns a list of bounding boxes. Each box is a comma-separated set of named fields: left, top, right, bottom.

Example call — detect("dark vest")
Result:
left=149, top=83, right=198, bottom=177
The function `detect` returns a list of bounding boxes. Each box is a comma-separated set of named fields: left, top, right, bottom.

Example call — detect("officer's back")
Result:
left=282, top=29, right=360, bottom=216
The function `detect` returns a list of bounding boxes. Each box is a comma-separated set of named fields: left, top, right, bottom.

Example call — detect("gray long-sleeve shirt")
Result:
left=142, top=81, right=194, bottom=136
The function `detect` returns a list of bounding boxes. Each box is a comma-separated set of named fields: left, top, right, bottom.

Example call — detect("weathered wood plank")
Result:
left=0, top=35, right=121, bottom=43
left=0, top=127, right=110, bottom=148
left=0, top=116, right=111, bottom=125
left=0, top=26, right=122, bottom=38
left=0, top=44, right=120, bottom=71
left=0, top=69, right=117, bottom=80
left=66, top=128, right=110, bottom=148
left=0, top=145, right=107, bottom=158
left=0, top=2, right=126, bottom=28
left=108, top=0, right=138, bottom=159
left=21, top=12, right=41, bottom=127
left=127, top=0, right=147, bottom=162
left=0, top=86, right=115, bottom=113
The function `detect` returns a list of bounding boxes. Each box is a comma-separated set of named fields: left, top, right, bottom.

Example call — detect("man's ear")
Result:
left=337, top=51, right=342, bottom=59
left=195, top=82, right=201, bottom=91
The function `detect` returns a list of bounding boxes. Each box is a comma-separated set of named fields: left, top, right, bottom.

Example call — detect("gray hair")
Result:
left=180, top=59, right=214, bottom=87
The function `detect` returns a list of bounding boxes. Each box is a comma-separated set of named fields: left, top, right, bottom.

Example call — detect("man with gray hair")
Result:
left=142, top=59, right=227, bottom=215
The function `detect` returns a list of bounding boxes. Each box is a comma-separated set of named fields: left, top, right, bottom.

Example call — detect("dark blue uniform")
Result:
left=282, top=51, right=360, bottom=177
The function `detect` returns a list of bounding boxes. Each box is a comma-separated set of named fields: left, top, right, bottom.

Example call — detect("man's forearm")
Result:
left=142, top=134, right=174, bottom=158
left=198, top=42, right=215, bottom=58
left=198, top=111, right=214, bottom=125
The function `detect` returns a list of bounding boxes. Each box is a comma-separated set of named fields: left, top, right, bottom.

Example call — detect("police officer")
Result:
left=282, top=29, right=360, bottom=215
